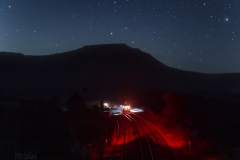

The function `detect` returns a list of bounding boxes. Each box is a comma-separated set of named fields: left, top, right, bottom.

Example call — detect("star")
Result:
left=225, top=18, right=229, bottom=22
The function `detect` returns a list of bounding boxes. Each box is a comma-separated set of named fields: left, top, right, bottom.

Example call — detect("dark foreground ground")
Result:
left=141, top=92, right=240, bottom=159
left=1, top=91, right=240, bottom=160
left=0, top=100, right=113, bottom=160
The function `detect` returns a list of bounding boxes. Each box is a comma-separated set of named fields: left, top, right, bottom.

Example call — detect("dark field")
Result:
left=1, top=91, right=240, bottom=159
left=0, top=100, right=113, bottom=160
left=141, top=92, right=240, bottom=159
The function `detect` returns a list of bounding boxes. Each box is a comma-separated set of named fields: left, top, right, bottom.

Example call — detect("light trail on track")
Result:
left=104, top=113, right=179, bottom=160
left=110, top=116, right=125, bottom=160
left=124, top=113, right=154, bottom=160
left=126, top=113, right=178, bottom=160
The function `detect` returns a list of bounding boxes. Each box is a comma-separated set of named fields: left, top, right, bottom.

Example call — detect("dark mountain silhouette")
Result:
left=0, top=44, right=240, bottom=101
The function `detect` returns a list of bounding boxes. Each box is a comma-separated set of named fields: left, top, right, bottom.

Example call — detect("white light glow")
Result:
left=130, top=108, right=144, bottom=113
left=103, top=102, right=109, bottom=108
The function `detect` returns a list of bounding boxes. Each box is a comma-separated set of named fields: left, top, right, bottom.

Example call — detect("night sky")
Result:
left=0, top=0, right=239, bottom=73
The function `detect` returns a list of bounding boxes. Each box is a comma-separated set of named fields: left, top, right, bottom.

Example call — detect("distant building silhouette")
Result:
left=66, top=92, right=85, bottom=145
left=66, top=92, right=85, bottom=114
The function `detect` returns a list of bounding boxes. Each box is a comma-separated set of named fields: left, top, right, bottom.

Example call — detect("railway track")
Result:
left=107, top=112, right=178, bottom=160
left=124, top=113, right=153, bottom=160
left=109, top=114, right=144, bottom=160
left=110, top=116, right=125, bottom=160
left=126, top=113, right=178, bottom=160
